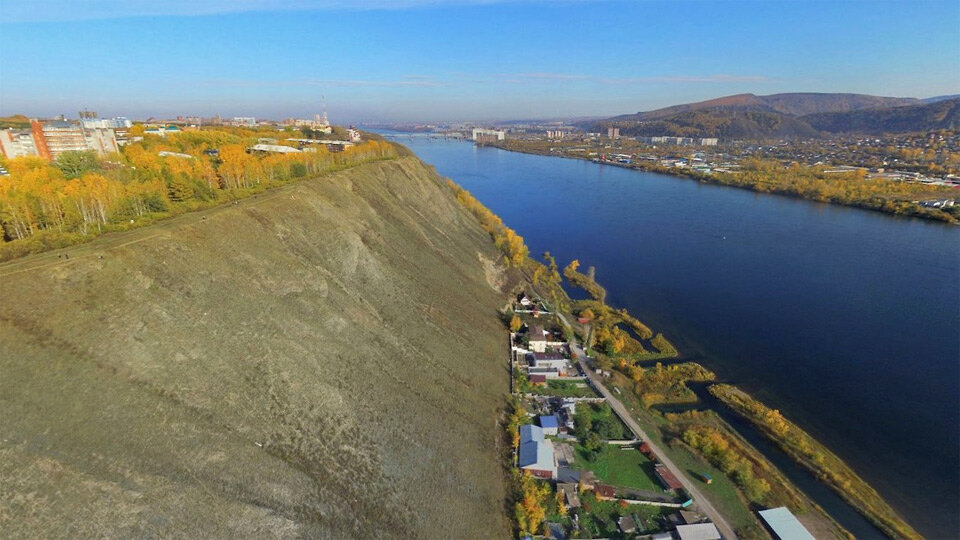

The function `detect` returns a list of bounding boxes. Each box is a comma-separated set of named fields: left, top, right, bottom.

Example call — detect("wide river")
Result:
left=391, top=134, right=959, bottom=538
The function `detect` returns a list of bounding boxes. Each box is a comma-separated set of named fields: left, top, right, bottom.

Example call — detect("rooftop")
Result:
left=758, top=507, right=815, bottom=540
left=675, top=523, right=721, bottom=540
left=250, top=143, right=302, bottom=154
left=528, top=325, right=547, bottom=342
left=654, top=463, right=684, bottom=490
left=518, top=438, right=555, bottom=471
left=519, top=424, right=544, bottom=444
left=539, top=415, right=559, bottom=429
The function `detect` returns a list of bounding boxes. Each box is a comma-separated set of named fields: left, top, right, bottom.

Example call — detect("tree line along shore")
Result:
left=490, top=139, right=959, bottom=224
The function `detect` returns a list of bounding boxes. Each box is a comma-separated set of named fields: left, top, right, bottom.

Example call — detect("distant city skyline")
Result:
left=1, top=0, right=958, bottom=123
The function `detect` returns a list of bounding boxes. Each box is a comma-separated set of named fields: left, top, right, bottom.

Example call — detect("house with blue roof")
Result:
left=517, top=424, right=556, bottom=479
left=538, top=414, right=559, bottom=436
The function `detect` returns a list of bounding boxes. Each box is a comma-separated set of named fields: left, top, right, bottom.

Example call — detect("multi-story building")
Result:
left=31, top=120, right=87, bottom=160
left=0, top=129, right=39, bottom=159
left=81, top=117, right=133, bottom=129
left=30, top=119, right=119, bottom=161
left=472, top=128, right=506, bottom=143
left=607, top=127, right=620, bottom=139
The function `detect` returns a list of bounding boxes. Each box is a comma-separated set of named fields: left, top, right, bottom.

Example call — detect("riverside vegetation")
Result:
left=446, top=182, right=854, bottom=538
left=709, top=384, right=921, bottom=540
left=0, top=125, right=399, bottom=261
left=493, top=139, right=959, bottom=224
left=450, top=177, right=914, bottom=537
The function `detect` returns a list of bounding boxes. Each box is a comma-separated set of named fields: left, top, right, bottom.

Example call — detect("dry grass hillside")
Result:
left=0, top=157, right=514, bottom=538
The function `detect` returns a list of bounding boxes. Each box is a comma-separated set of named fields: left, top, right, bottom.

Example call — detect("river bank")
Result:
left=488, top=140, right=959, bottom=224
left=391, top=134, right=959, bottom=538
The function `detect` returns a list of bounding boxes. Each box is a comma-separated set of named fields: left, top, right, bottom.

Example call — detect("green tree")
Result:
left=55, top=150, right=100, bottom=179
left=167, top=176, right=195, bottom=201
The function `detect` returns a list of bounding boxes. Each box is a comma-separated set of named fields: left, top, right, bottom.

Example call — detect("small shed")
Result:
left=618, top=514, right=637, bottom=534
left=654, top=463, right=684, bottom=491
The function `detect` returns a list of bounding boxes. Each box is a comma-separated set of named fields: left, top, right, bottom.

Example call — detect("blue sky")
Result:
left=0, top=0, right=958, bottom=122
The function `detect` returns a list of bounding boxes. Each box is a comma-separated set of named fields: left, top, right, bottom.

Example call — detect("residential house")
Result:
left=527, top=352, right=567, bottom=378
left=538, top=414, right=559, bottom=436
left=518, top=424, right=556, bottom=479
left=528, top=325, right=548, bottom=352
left=527, top=325, right=566, bottom=353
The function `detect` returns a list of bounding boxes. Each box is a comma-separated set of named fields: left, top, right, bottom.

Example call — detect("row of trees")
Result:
left=562, top=260, right=607, bottom=303
left=709, top=384, right=920, bottom=540
left=446, top=180, right=529, bottom=266
left=681, top=425, right=773, bottom=504
left=0, top=129, right=398, bottom=260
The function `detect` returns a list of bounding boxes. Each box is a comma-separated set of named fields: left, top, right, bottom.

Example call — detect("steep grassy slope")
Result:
left=0, top=157, right=513, bottom=538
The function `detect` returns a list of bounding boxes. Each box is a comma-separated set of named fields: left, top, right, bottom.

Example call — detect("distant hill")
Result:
left=585, top=92, right=956, bottom=139
left=759, top=93, right=920, bottom=116
left=0, top=114, right=31, bottom=129
left=804, top=98, right=960, bottom=134
left=607, top=109, right=820, bottom=139
left=605, top=93, right=918, bottom=123
left=922, top=94, right=960, bottom=104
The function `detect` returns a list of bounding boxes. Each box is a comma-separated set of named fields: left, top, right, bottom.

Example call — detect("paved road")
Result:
left=556, top=312, right=738, bottom=539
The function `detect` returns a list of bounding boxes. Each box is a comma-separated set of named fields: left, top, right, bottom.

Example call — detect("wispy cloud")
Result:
left=1, top=0, right=570, bottom=23
left=201, top=76, right=451, bottom=89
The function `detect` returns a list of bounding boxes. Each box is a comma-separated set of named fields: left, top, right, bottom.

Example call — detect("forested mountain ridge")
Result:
left=586, top=92, right=957, bottom=138
left=804, top=97, right=960, bottom=134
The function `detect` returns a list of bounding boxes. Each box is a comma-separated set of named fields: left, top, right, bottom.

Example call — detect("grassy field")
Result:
left=601, top=374, right=768, bottom=538
left=0, top=157, right=517, bottom=538
left=572, top=445, right=661, bottom=492
left=603, top=372, right=852, bottom=539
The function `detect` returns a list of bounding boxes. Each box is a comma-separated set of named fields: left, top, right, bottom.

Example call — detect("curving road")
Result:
left=558, top=314, right=738, bottom=539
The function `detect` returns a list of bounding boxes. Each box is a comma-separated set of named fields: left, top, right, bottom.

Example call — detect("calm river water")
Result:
left=391, top=134, right=959, bottom=538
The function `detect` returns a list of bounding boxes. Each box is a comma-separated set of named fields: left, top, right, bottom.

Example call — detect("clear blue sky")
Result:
left=1, top=0, right=958, bottom=122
